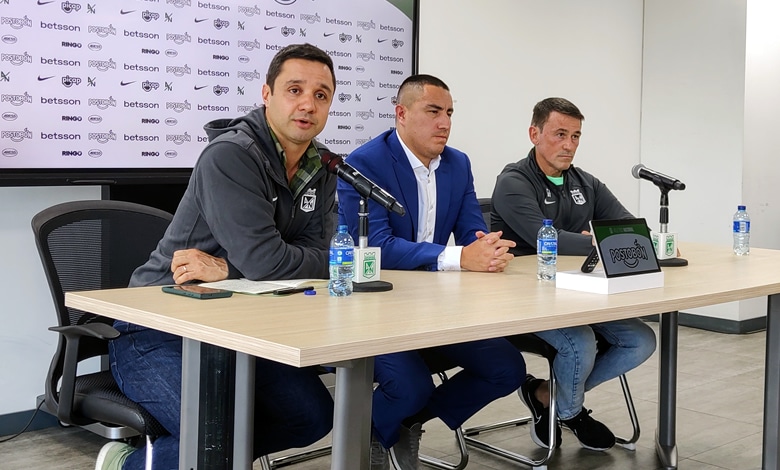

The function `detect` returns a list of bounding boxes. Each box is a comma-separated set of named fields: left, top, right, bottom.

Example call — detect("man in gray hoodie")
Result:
left=95, top=44, right=337, bottom=470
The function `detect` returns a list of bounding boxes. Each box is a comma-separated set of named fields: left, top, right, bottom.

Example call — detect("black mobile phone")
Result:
left=162, top=285, right=233, bottom=299
left=580, top=247, right=600, bottom=273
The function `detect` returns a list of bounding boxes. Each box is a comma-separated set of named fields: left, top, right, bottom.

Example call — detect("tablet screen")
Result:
left=589, top=218, right=661, bottom=278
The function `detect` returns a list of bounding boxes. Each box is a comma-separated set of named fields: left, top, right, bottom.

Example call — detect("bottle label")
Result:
left=733, top=221, right=751, bottom=233
left=537, top=239, right=558, bottom=255
left=329, top=247, right=354, bottom=266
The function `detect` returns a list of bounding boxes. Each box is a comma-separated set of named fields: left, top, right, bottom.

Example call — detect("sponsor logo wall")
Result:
left=0, top=0, right=413, bottom=169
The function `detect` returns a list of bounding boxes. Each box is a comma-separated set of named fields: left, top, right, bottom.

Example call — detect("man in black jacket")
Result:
left=96, top=44, right=337, bottom=470
left=491, top=97, right=656, bottom=452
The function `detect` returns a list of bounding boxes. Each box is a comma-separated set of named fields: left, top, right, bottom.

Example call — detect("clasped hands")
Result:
left=460, top=231, right=516, bottom=272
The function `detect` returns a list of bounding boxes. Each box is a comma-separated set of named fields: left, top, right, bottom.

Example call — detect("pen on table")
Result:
left=272, top=286, right=315, bottom=296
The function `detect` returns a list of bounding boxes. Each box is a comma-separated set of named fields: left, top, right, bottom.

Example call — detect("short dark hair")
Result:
left=265, top=43, right=336, bottom=93
left=396, top=74, right=449, bottom=106
left=531, top=97, right=584, bottom=130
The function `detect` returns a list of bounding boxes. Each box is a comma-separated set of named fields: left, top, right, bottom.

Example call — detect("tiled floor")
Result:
left=0, top=323, right=767, bottom=469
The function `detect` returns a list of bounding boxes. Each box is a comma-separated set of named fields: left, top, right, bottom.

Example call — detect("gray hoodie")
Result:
left=129, top=106, right=336, bottom=287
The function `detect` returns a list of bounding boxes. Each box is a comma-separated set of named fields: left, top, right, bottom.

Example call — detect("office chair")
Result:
left=463, top=198, right=640, bottom=469
left=32, top=200, right=172, bottom=469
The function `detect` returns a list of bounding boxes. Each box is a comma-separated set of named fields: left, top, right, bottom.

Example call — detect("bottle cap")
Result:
left=738, top=205, right=746, bottom=211
left=304, top=289, right=316, bottom=296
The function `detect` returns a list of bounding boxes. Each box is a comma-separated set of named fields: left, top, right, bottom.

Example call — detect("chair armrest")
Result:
left=47, top=323, right=120, bottom=424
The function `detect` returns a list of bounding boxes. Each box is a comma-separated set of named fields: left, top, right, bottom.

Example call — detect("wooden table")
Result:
left=66, top=243, right=780, bottom=469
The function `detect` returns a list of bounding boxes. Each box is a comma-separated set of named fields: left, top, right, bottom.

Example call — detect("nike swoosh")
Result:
left=377, top=38, right=388, bottom=43
left=264, top=26, right=277, bottom=30
left=272, top=197, right=278, bottom=202
left=120, top=81, right=136, bottom=86
left=120, top=9, right=135, bottom=15
left=37, top=0, right=55, bottom=4
left=194, top=18, right=208, bottom=23
left=194, top=85, right=207, bottom=90
left=323, top=32, right=335, bottom=37
left=37, top=75, right=54, bottom=81
left=376, top=96, right=387, bottom=101
left=543, top=199, right=556, bottom=205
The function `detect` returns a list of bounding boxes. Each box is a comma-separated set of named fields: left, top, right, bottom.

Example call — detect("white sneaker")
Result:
left=95, top=441, right=135, bottom=470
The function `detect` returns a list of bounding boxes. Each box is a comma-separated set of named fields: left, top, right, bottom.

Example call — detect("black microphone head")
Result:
left=631, top=163, right=645, bottom=179
left=320, top=151, right=342, bottom=174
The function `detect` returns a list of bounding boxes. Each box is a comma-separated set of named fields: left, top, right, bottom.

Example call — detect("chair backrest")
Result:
left=32, top=200, right=172, bottom=411
left=477, top=197, right=492, bottom=231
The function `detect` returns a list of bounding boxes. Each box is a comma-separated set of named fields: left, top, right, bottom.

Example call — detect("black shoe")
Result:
left=518, top=374, right=561, bottom=449
left=561, top=408, right=615, bottom=451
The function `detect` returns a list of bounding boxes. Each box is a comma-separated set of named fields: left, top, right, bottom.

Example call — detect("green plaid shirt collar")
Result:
left=268, top=125, right=323, bottom=199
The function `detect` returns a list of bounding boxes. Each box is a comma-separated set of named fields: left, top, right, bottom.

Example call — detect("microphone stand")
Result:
left=657, top=187, right=688, bottom=267
left=352, top=196, right=393, bottom=292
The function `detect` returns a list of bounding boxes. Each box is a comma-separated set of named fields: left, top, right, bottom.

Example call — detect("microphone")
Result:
left=631, top=164, right=686, bottom=191
left=321, top=151, right=406, bottom=216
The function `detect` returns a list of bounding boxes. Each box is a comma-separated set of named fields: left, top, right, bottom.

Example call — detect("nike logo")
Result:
left=323, top=32, right=335, bottom=37
left=120, top=81, right=136, bottom=86
left=194, top=85, right=207, bottom=90
left=272, top=197, right=278, bottom=202
left=37, top=0, right=55, bottom=5
left=264, top=26, right=277, bottom=30
left=120, top=9, right=135, bottom=15
left=376, top=96, right=388, bottom=101
left=194, top=18, right=208, bottom=23
left=377, top=38, right=388, bottom=43
left=37, top=75, right=54, bottom=81
left=543, top=199, right=556, bottom=205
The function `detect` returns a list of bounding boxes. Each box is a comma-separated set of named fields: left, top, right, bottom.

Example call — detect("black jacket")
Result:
left=491, top=148, right=632, bottom=256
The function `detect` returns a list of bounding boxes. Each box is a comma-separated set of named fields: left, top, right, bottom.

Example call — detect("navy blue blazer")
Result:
left=337, top=130, right=486, bottom=271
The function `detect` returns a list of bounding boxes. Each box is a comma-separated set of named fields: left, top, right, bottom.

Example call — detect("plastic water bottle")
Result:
left=537, top=219, right=558, bottom=281
left=733, top=205, right=750, bottom=256
left=329, top=225, right=354, bottom=296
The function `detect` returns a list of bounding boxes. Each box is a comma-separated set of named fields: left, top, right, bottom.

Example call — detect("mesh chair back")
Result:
left=32, top=200, right=172, bottom=418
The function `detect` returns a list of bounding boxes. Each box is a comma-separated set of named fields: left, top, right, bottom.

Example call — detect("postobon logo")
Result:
left=238, top=5, right=263, bottom=17
left=356, top=79, right=374, bottom=89
left=88, top=59, right=116, bottom=72
left=166, top=100, right=191, bottom=113
left=1, top=128, right=32, bottom=142
left=300, top=13, right=320, bottom=24
left=62, top=75, right=82, bottom=87
left=356, top=20, right=375, bottom=31
left=166, top=132, right=191, bottom=145
left=213, top=85, right=229, bottom=96
left=275, top=0, right=297, bottom=5
left=1, top=16, right=33, bottom=30
left=1, top=51, right=32, bottom=66
left=166, top=32, right=191, bottom=45
left=167, top=0, right=191, bottom=7
left=166, top=64, right=191, bottom=76
left=237, top=70, right=262, bottom=81
left=237, top=39, right=261, bottom=51
left=608, top=239, right=648, bottom=268
left=88, top=24, right=117, bottom=38
left=236, top=104, right=257, bottom=114
left=355, top=137, right=372, bottom=146
left=88, top=96, right=116, bottom=110
left=356, top=110, right=374, bottom=121
left=88, top=130, right=117, bottom=144
left=356, top=51, right=374, bottom=62
left=2, top=92, right=32, bottom=106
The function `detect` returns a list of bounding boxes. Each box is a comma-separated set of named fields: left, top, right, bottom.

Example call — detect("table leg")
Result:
left=656, top=311, right=678, bottom=470
left=331, top=357, right=374, bottom=469
left=234, top=352, right=255, bottom=468
left=180, top=338, right=200, bottom=470
left=763, top=294, right=780, bottom=470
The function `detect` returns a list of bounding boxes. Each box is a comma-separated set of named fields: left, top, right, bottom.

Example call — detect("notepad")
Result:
left=200, top=278, right=328, bottom=295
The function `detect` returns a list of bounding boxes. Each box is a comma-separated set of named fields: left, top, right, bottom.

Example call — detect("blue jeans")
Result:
left=109, top=323, right=333, bottom=470
left=371, top=338, right=525, bottom=448
left=530, top=319, right=656, bottom=420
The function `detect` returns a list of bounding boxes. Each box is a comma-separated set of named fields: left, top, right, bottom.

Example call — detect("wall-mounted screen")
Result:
left=0, top=0, right=418, bottom=185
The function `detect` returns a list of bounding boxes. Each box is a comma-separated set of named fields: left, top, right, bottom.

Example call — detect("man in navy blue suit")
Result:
left=337, top=74, right=526, bottom=470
